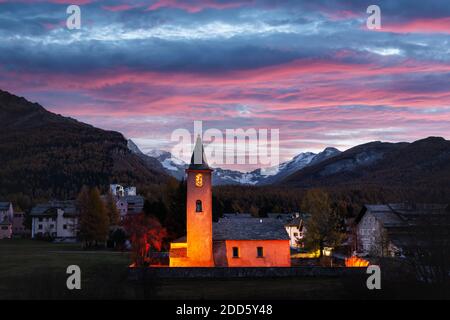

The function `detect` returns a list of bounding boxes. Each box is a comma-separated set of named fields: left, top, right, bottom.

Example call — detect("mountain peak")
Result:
left=414, top=136, right=446, bottom=144
left=147, top=149, right=170, bottom=158
left=0, top=89, right=169, bottom=200
left=323, top=147, right=340, bottom=153
left=127, top=139, right=144, bottom=155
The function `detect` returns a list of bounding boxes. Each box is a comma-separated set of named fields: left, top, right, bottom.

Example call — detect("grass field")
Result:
left=0, top=239, right=135, bottom=299
left=0, top=239, right=431, bottom=300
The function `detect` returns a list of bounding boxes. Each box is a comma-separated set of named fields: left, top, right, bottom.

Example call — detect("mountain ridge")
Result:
left=281, top=136, right=450, bottom=188
left=0, top=89, right=171, bottom=201
left=132, top=141, right=342, bottom=185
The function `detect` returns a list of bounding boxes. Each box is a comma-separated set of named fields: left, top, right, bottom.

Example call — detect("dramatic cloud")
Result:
left=0, top=0, right=449, bottom=170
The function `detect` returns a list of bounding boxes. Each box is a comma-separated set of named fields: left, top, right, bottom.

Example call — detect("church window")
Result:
left=196, top=200, right=202, bottom=212
left=257, top=247, right=264, bottom=258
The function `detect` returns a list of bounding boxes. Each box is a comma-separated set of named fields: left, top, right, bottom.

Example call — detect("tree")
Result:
left=77, top=186, right=109, bottom=248
left=163, top=179, right=186, bottom=239
left=301, top=189, right=345, bottom=257
left=110, top=227, right=127, bottom=250
left=123, top=213, right=168, bottom=267
left=105, top=191, right=120, bottom=226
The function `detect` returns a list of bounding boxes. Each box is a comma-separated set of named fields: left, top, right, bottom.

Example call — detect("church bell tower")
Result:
left=185, top=135, right=214, bottom=266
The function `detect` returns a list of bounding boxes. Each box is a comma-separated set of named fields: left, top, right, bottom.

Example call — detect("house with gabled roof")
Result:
left=355, top=203, right=450, bottom=257
left=0, top=202, right=13, bottom=222
left=30, top=200, right=78, bottom=240
left=0, top=218, right=12, bottom=239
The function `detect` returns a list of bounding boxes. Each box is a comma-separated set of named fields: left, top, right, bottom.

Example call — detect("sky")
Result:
left=0, top=0, right=449, bottom=171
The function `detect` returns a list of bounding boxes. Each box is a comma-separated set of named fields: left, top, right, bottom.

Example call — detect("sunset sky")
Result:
left=0, top=0, right=449, bottom=170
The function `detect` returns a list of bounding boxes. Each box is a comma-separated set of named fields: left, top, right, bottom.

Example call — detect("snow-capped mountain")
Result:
left=256, top=147, right=341, bottom=185
left=146, top=149, right=187, bottom=180
left=127, top=139, right=144, bottom=155
left=127, top=139, right=341, bottom=185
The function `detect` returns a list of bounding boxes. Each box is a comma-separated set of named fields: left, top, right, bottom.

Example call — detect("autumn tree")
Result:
left=302, top=189, right=345, bottom=257
left=123, top=213, right=168, bottom=267
left=77, top=186, right=109, bottom=248
left=162, top=179, right=186, bottom=239
left=105, top=191, right=120, bottom=226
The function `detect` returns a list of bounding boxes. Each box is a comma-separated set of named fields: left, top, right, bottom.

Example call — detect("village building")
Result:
left=269, top=213, right=310, bottom=249
left=115, top=195, right=144, bottom=218
left=30, top=201, right=78, bottom=240
left=110, top=184, right=144, bottom=219
left=29, top=187, right=145, bottom=240
left=0, top=219, right=12, bottom=239
left=0, top=202, right=14, bottom=239
left=0, top=202, right=13, bottom=222
left=169, top=136, right=291, bottom=267
left=12, top=212, right=29, bottom=238
left=355, top=203, right=450, bottom=257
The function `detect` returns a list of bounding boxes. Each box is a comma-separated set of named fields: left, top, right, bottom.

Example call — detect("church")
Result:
left=169, top=136, right=291, bottom=267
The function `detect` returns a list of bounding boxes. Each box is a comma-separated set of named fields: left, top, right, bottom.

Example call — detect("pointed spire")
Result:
left=189, top=135, right=211, bottom=170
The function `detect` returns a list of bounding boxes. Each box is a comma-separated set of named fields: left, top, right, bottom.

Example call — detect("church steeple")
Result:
left=184, top=135, right=214, bottom=266
left=189, top=135, right=211, bottom=171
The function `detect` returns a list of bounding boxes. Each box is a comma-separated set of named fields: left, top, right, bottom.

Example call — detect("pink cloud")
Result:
left=147, top=0, right=252, bottom=13
left=381, top=17, right=450, bottom=34
left=102, top=4, right=140, bottom=12
left=1, top=57, right=450, bottom=120
left=0, top=0, right=95, bottom=3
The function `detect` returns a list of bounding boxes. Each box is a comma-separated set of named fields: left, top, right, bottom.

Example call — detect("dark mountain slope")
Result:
left=281, top=137, right=450, bottom=189
left=0, top=89, right=170, bottom=201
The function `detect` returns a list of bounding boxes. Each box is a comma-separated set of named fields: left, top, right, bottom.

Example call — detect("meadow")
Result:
left=0, top=240, right=428, bottom=300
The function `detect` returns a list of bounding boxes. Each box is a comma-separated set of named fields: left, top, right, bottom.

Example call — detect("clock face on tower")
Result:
left=195, top=173, right=203, bottom=187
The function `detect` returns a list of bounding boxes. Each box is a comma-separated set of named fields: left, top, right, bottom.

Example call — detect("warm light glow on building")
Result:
left=169, top=137, right=291, bottom=268
left=195, top=173, right=203, bottom=187
left=291, top=249, right=321, bottom=259
left=345, top=256, right=370, bottom=267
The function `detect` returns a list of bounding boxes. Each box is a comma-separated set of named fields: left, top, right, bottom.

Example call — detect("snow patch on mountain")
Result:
left=131, top=141, right=341, bottom=186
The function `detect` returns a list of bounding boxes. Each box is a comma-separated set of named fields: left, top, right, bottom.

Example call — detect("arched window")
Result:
left=196, top=200, right=203, bottom=212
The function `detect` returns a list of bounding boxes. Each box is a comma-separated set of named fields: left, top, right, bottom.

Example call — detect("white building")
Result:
left=110, top=185, right=143, bottom=219
left=0, top=202, right=14, bottom=239
left=355, top=203, right=449, bottom=257
left=110, top=184, right=137, bottom=197
left=30, top=201, right=78, bottom=240
left=0, top=202, right=13, bottom=222
left=284, top=215, right=308, bottom=248
left=267, top=213, right=310, bottom=249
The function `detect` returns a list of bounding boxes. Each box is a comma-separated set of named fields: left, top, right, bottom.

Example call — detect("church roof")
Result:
left=0, top=202, right=11, bottom=211
left=188, top=135, right=211, bottom=170
left=213, top=216, right=290, bottom=241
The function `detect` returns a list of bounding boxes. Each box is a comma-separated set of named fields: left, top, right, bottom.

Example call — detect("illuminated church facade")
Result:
left=169, top=136, right=291, bottom=267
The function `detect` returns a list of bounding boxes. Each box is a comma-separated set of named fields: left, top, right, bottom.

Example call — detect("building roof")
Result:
left=356, top=203, right=449, bottom=226
left=357, top=203, right=450, bottom=249
left=222, top=213, right=253, bottom=218
left=122, top=195, right=144, bottom=204
left=0, top=218, right=12, bottom=225
left=188, top=135, right=211, bottom=171
left=213, top=216, right=290, bottom=241
left=30, top=201, right=77, bottom=217
left=172, top=236, right=187, bottom=243
left=0, top=202, right=12, bottom=211
left=267, top=213, right=311, bottom=227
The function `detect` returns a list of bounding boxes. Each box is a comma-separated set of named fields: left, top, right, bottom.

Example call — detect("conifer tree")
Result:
left=105, top=191, right=120, bottom=226
left=301, top=189, right=345, bottom=257
left=77, top=186, right=109, bottom=248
